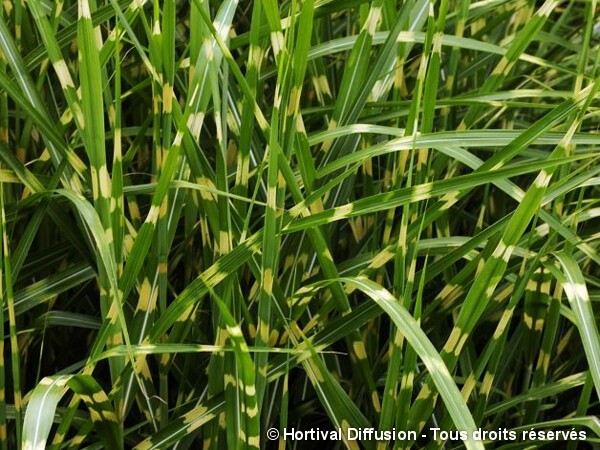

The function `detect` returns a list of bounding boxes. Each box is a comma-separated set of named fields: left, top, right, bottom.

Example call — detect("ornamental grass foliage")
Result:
left=0, top=0, right=599, bottom=449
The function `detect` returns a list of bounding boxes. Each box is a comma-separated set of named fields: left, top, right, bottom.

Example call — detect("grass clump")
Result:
left=0, top=0, right=598, bottom=449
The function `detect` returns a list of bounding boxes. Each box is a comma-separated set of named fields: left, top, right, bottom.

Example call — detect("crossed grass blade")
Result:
left=0, top=0, right=597, bottom=449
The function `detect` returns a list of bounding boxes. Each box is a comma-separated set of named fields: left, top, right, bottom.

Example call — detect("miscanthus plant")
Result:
left=0, top=0, right=598, bottom=448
